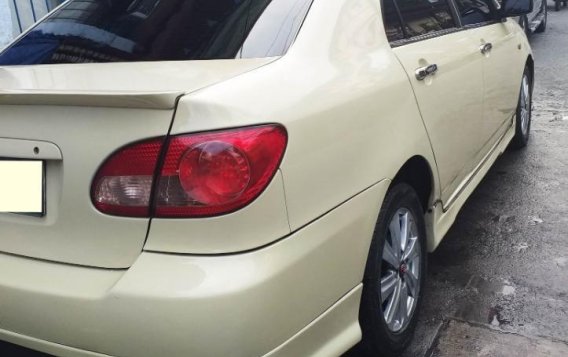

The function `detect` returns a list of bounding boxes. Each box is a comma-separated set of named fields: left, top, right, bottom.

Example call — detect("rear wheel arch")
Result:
left=390, top=156, right=435, bottom=213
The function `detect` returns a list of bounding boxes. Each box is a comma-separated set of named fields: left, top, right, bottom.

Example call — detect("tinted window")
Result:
left=383, top=0, right=406, bottom=41
left=0, top=0, right=313, bottom=66
left=455, top=0, right=495, bottom=25
left=394, top=0, right=456, bottom=38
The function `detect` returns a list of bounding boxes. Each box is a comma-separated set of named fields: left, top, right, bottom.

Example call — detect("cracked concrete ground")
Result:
left=431, top=320, right=568, bottom=357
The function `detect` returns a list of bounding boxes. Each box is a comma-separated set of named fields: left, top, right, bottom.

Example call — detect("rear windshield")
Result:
left=0, top=0, right=313, bottom=66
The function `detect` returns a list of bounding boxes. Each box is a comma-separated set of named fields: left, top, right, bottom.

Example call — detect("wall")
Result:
left=1, top=0, right=13, bottom=48
left=8, top=0, right=63, bottom=38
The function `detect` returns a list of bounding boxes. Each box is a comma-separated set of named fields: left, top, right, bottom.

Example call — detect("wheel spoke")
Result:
left=397, top=282, right=409, bottom=324
left=383, top=241, right=399, bottom=268
left=380, top=271, right=398, bottom=303
left=400, top=212, right=409, bottom=253
left=404, top=269, right=419, bottom=297
left=384, top=279, right=402, bottom=325
left=402, top=236, right=419, bottom=262
left=523, top=77, right=530, bottom=100
left=389, top=215, right=401, bottom=260
left=521, top=107, right=529, bottom=133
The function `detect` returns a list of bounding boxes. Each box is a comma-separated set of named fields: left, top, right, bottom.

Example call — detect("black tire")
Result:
left=535, top=2, right=547, bottom=33
left=511, top=66, right=533, bottom=149
left=556, top=0, right=560, bottom=11
left=359, top=183, right=427, bottom=357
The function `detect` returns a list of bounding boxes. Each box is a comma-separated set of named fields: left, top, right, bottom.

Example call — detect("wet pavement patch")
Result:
left=453, top=275, right=517, bottom=328
left=431, top=320, right=568, bottom=357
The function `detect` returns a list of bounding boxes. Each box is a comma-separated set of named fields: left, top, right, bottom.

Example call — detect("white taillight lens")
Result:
left=95, top=176, right=154, bottom=206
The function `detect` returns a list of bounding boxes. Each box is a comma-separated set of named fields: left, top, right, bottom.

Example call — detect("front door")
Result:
left=453, top=0, right=526, bottom=152
left=479, top=19, right=526, bottom=147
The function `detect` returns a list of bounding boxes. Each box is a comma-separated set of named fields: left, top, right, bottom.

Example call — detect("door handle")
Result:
left=415, top=64, right=438, bottom=81
left=480, top=43, right=493, bottom=54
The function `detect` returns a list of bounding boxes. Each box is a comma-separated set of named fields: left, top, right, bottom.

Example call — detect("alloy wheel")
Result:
left=380, top=208, right=422, bottom=332
left=520, top=74, right=531, bottom=136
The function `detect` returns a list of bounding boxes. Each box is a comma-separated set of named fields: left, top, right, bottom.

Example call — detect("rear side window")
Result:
left=455, top=0, right=495, bottom=25
left=0, top=0, right=313, bottom=66
left=383, top=0, right=406, bottom=41
left=382, top=0, right=457, bottom=41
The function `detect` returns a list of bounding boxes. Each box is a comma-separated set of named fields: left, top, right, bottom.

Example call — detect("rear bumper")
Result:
left=0, top=180, right=389, bottom=357
left=0, top=286, right=363, bottom=357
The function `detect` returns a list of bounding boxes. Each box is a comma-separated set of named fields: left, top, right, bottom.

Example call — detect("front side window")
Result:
left=0, top=0, right=313, bottom=66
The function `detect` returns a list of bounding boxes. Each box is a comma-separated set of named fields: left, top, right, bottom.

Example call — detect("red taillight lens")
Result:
left=91, top=138, right=164, bottom=217
left=155, top=125, right=287, bottom=217
left=91, top=125, right=287, bottom=218
left=178, top=141, right=251, bottom=205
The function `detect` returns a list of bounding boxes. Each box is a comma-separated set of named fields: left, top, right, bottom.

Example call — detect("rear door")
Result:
left=384, top=0, right=486, bottom=203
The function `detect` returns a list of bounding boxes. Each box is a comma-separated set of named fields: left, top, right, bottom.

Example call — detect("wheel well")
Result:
left=391, top=156, right=433, bottom=212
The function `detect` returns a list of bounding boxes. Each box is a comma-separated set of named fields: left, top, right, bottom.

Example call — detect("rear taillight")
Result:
left=91, top=125, right=287, bottom=218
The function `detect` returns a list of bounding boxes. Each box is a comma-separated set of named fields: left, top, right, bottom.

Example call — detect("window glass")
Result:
left=0, top=0, right=313, bottom=66
left=238, top=0, right=313, bottom=58
left=395, top=0, right=457, bottom=38
left=383, top=0, right=406, bottom=42
left=454, top=0, right=494, bottom=25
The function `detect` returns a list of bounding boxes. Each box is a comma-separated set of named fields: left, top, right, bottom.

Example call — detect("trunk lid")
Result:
left=0, top=58, right=274, bottom=268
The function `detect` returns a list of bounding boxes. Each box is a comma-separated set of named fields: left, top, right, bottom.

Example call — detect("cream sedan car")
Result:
left=0, top=0, right=533, bottom=356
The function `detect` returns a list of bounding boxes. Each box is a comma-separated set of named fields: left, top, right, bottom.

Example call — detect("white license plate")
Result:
left=0, top=161, right=44, bottom=214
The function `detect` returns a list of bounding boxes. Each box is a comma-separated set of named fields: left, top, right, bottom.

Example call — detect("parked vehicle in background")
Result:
left=554, top=0, right=567, bottom=11
left=518, top=0, right=547, bottom=34
left=0, top=0, right=535, bottom=355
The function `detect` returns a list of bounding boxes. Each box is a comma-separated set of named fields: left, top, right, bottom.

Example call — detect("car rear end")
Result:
left=0, top=0, right=374, bottom=356
left=0, top=70, right=370, bottom=356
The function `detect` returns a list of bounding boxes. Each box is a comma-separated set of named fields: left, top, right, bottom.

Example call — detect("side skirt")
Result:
left=425, top=119, right=515, bottom=252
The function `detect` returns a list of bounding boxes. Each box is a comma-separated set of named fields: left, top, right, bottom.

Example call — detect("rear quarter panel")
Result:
left=147, top=0, right=440, bottom=254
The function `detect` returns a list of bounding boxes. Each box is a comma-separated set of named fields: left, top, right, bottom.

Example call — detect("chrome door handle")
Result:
left=415, top=64, right=438, bottom=81
left=480, top=43, right=493, bottom=54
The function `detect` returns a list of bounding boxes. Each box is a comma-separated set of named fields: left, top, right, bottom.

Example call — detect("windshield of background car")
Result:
left=0, top=0, right=314, bottom=65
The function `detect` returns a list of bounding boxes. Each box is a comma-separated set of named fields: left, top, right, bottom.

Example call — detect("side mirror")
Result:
left=501, top=0, right=534, bottom=17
